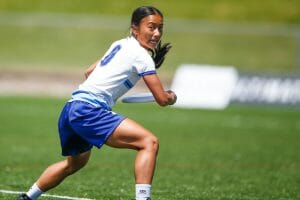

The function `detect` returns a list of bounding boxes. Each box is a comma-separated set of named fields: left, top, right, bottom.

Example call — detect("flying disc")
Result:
left=121, top=92, right=155, bottom=103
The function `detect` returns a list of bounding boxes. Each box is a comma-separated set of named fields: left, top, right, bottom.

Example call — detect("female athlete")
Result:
left=18, top=6, right=176, bottom=200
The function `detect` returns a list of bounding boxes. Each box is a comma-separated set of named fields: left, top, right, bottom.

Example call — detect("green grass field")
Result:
left=0, top=12, right=297, bottom=75
left=0, top=97, right=299, bottom=199
left=1, top=0, right=300, bottom=23
left=0, top=1, right=299, bottom=74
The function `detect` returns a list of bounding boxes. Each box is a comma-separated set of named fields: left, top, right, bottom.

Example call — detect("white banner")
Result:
left=170, top=64, right=300, bottom=109
left=170, top=64, right=238, bottom=109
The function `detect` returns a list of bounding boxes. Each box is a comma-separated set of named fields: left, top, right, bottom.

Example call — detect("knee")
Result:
left=143, top=135, right=159, bottom=154
left=64, top=163, right=83, bottom=176
left=64, top=159, right=88, bottom=175
left=62, top=164, right=75, bottom=176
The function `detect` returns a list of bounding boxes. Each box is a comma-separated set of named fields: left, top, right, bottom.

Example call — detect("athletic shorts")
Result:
left=58, top=100, right=126, bottom=156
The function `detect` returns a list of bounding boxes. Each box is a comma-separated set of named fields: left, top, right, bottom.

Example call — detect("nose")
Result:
left=153, top=28, right=162, bottom=38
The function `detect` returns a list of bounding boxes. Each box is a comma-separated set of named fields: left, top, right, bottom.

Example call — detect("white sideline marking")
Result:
left=0, top=189, right=95, bottom=200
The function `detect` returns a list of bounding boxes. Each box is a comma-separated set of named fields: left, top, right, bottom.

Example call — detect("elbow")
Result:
left=84, top=69, right=92, bottom=79
left=84, top=72, right=89, bottom=79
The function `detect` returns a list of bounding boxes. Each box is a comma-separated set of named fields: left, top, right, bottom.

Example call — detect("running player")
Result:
left=17, top=6, right=176, bottom=200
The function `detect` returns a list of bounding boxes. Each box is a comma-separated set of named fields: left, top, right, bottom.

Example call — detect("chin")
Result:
left=148, top=44, right=157, bottom=49
left=140, top=41, right=156, bottom=50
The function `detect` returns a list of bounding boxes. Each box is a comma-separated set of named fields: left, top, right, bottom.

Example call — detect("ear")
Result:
left=131, top=25, right=139, bottom=37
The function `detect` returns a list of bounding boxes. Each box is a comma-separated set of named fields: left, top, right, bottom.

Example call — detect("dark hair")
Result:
left=131, top=6, right=163, bottom=27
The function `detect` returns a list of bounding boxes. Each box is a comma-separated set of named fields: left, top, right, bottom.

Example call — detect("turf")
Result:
left=0, top=12, right=296, bottom=75
left=1, top=0, right=299, bottom=23
left=0, top=97, right=299, bottom=199
left=0, top=0, right=299, bottom=74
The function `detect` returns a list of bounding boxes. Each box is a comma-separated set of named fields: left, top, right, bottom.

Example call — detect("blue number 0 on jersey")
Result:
left=100, top=44, right=122, bottom=66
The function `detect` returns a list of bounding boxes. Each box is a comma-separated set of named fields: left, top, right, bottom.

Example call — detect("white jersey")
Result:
left=70, top=36, right=156, bottom=109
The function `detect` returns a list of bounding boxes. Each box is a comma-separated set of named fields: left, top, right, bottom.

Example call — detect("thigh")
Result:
left=105, top=118, right=156, bottom=150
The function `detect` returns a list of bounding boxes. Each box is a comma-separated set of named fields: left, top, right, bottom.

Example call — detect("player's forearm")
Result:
left=143, top=74, right=177, bottom=106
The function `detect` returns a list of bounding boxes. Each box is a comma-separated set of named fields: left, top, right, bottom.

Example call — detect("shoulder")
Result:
left=127, top=37, right=154, bottom=64
left=106, top=37, right=155, bottom=68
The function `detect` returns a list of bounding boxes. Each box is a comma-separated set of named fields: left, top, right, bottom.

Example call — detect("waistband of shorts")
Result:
left=70, top=90, right=111, bottom=110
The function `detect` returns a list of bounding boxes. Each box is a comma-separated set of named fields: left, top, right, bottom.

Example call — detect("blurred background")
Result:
left=0, top=0, right=299, bottom=97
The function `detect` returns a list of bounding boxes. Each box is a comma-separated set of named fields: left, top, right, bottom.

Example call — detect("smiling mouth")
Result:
left=149, top=40, right=159, bottom=46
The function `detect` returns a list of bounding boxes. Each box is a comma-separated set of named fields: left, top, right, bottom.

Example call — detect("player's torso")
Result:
left=78, top=37, right=154, bottom=107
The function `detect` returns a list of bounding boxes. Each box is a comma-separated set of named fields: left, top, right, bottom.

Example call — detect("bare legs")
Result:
left=34, top=118, right=158, bottom=192
left=106, top=118, right=159, bottom=184
left=35, top=151, right=91, bottom=192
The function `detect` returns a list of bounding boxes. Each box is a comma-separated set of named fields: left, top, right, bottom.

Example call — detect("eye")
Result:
left=148, top=25, right=155, bottom=31
left=158, top=25, right=163, bottom=33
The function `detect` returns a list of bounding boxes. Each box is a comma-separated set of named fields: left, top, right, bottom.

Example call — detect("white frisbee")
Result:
left=121, top=92, right=155, bottom=103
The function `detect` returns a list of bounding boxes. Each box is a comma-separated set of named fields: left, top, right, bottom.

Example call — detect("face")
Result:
left=132, top=14, right=163, bottom=49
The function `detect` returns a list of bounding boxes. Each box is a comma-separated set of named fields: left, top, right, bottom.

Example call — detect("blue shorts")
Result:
left=58, top=100, right=126, bottom=156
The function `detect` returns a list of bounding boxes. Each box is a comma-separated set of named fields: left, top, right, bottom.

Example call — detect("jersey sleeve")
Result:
left=133, top=50, right=156, bottom=77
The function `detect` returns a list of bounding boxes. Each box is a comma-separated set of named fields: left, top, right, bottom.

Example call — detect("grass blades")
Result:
left=0, top=97, right=299, bottom=199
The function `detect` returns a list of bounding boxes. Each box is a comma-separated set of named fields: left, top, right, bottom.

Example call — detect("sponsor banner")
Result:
left=231, top=74, right=300, bottom=105
left=170, top=64, right=300, bottom=109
